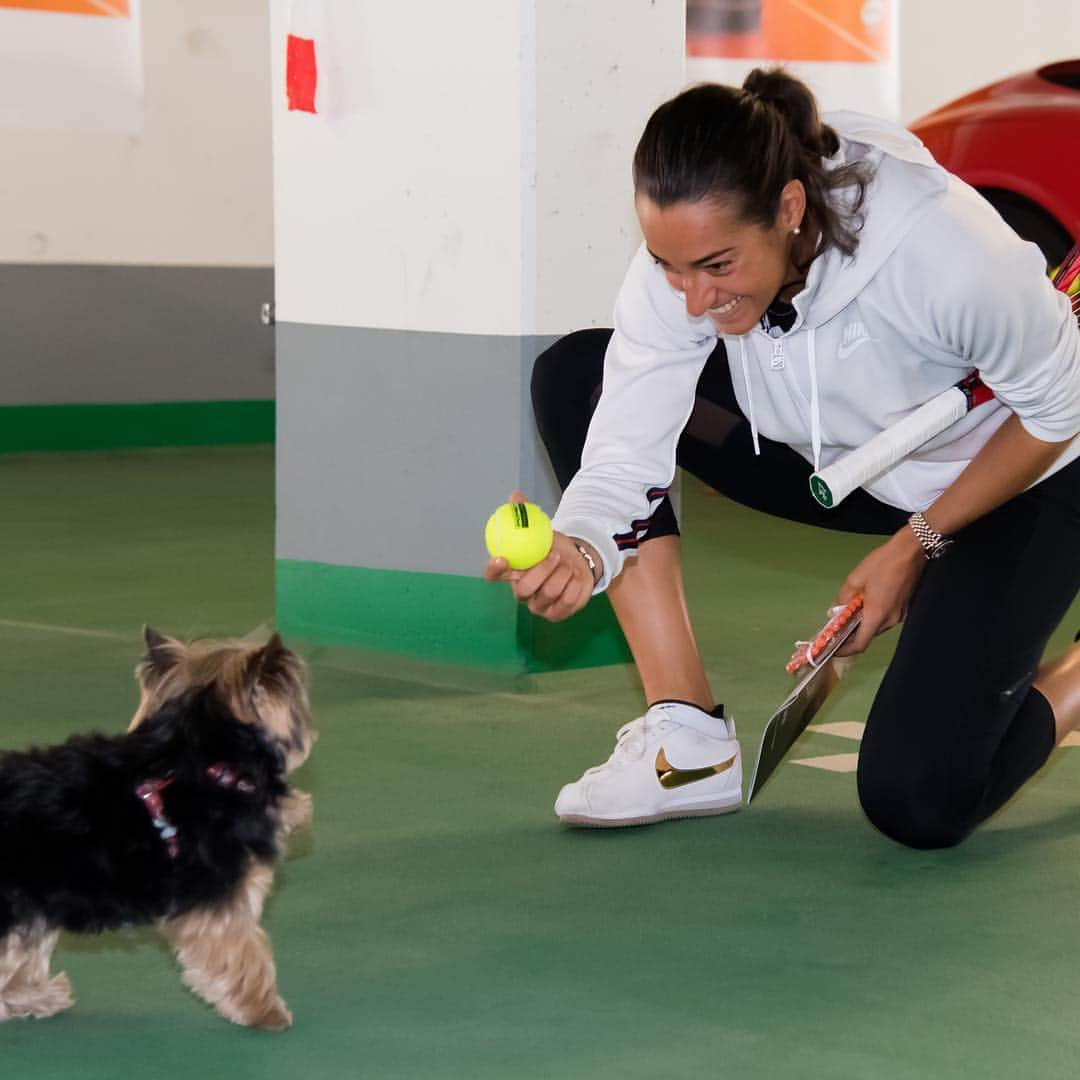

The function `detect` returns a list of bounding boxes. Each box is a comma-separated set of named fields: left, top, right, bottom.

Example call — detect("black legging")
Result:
left=532, top=329, right=1080, bottom=849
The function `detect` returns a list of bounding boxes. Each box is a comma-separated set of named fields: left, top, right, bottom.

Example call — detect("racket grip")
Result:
left=809, top=387, right=968, bottom=509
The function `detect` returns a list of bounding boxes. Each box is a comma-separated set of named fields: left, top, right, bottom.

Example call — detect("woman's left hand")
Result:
left=834, top=527, right=927, bottom=656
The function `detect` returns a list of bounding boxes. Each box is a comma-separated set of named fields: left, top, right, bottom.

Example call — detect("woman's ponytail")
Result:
left=633, top=67, right=870, bottom=258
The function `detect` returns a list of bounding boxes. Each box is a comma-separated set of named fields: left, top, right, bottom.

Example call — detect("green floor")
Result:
left=2, top=446, right=1079, bottom=1079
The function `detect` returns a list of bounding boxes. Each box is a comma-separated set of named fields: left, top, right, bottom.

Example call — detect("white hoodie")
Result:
left=552, top=111, right=1080, bottom=591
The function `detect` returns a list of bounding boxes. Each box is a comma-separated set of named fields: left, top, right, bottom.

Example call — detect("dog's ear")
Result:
left=242, top=633, right=304, bottom=725
left=244, top=633, right=290, bottom=685
left=241, top=632, right=313, bottom=771
left=139, top=626, right=182, bottom=680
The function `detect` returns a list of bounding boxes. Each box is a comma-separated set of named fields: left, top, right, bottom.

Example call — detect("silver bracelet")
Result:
left=572, top=541, right=601, bottom=585
left=908, top=511, right=953, bottom=560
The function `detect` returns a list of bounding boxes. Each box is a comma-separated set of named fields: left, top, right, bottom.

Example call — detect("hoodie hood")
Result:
left=740, top=112, right=951, bottom=473
left=791, top=111, right=949, bottom=330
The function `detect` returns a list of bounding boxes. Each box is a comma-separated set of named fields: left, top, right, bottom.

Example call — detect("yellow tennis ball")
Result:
left=485, top=502, right=553, bottom=570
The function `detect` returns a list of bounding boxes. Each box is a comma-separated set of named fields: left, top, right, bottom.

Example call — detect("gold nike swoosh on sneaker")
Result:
left=655, top=747, right=737, bottom=789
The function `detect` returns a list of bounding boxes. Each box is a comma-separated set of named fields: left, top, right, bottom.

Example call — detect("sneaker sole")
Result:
left=557, top=798, right=742, bottom=828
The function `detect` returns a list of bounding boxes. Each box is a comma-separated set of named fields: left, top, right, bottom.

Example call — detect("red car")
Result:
left=909, top=59, right=1080, bottom=266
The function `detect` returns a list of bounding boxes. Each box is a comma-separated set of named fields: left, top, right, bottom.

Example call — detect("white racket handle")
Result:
left=809, top=386, right=968, bottom=508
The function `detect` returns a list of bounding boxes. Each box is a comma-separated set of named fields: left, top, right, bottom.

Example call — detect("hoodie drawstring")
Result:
left=742, top=327, right=822, bottom=470
left=807, top=328, right=822, bottom=473
left=739, top=338, right=761, bottom=457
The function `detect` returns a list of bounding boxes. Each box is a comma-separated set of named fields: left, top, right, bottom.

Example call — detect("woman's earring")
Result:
left=792, top=226, right=801, bottom=236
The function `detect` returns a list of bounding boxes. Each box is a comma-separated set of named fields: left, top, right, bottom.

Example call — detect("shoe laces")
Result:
left=602, top=713, right=669, bottom=769
left=580, top=716, right=648, bottom=778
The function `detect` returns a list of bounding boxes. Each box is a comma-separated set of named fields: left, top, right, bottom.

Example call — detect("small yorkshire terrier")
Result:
left=0, top=628, right=315, bottom=1031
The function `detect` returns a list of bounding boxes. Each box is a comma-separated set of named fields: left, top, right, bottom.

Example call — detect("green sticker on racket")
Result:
left=809, top=474, right=833, bottom=508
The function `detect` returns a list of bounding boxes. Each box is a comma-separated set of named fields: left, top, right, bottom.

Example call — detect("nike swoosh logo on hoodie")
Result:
left=837, top=334, right=876, bottom=360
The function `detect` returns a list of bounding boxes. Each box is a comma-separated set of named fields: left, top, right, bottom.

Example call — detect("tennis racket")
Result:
left=746, top=596, right=865, bottom=804
left=810, top=243, right=1080, bottom=509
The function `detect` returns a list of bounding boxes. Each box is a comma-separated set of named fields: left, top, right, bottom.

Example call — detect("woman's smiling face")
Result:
left=635, top=180, right=806, bottom=335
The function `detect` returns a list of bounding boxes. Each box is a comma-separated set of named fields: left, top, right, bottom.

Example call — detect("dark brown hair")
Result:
left=632, top=68, right=871, bottom=257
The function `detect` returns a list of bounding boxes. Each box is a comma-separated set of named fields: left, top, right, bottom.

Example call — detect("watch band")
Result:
left=908, top=511, right=952, bottom=560
left=573, top=541, right=601, bottom=585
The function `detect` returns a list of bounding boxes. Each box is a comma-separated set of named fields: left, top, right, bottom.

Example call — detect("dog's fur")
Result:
left=0, top=628, right=315, bottom=1030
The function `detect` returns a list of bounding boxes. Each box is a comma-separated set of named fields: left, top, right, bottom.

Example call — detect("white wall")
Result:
left=270, top=0, right=526, bottom=333
left=271, top=0, right=683, bottom=336
left=900, top=2, right=1080, bottom=123
left=0, top=0, right=272, bottom=266
left=532, top=6, right=685, bottom=332
left=1, top=0, right=1076, bottom=271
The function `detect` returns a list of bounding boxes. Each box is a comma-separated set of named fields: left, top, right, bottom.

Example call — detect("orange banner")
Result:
left=687, top=0, right=891, bottom=64
left=0, top=0, right=129, bottom=16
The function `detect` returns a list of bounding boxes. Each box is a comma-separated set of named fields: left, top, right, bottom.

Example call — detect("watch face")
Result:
left=909, top=512, right=951, bottom=559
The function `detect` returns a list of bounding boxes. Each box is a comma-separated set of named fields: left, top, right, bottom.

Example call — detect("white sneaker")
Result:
left=554, top=701, right=742, bottom=827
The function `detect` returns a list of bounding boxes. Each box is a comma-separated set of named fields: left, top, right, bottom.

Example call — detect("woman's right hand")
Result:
left=484, top=529, right=599, bottom=623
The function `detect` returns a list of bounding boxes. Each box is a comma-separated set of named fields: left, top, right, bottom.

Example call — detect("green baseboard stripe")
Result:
left=276, top=558, right=631, bottom=674
left=0, top=400, right=274, bottom=454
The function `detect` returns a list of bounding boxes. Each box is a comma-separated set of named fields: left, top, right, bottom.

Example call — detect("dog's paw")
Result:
left=281, top=789, right=314, bottom=834
left=0, top=972, right=74, bottom=1021
left=39, top=972, right=74, bottom=1017
left=253, top=996, right=293, bottom=1032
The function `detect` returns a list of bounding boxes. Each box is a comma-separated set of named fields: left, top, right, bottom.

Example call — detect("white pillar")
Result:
left=271, top=0, right=685, bottom=670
